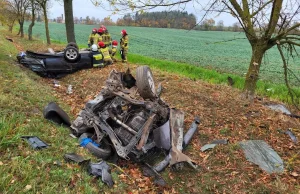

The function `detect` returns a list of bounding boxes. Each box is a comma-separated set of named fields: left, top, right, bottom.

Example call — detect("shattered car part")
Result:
left=183, top=116, right=201, bottom=149
left=200, top=144, right=217, bottom=152
left=64, top=153, right=90, bottom=165
left=154, top=117, right=201, bottom=172
left=88, top=161, right=114, bottom=187
left=78, top=133, right=112, bottom=160
left=200, top=139, right=229, bottom=152
left=43, top=102, right=71, bottom=127
left=285, top=129, right=298, bottom=144
left=239, top=140, right=284, bottom=174
left=70, top=66, right=199, bottom=171
left=21, top=136, right=49, bottom=149
left=265, top=103, right=292, bottom=115
left=210, top=139, right=228, bottom=145
left=142, top=163, right=166, bottom=187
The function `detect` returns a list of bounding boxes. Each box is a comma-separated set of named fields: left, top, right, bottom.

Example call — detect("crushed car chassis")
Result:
left=70, top=66, right=200, bottom=172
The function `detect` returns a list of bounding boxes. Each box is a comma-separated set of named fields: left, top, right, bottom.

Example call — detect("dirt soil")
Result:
left=33, top=61, right=300, bottom=193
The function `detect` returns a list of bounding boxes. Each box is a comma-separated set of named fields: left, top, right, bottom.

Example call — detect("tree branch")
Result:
left=250, top=0, right=273, bottom=17
left=265, top=0, right=283, bottom=38
left=280, top=40, right=300, bottom=47
left=277, top=42, right=300, bottom=111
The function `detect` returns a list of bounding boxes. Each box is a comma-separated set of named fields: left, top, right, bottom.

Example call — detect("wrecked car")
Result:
left=70, top=66, right=200, bottom=172
left=17, top=43, right=101, bottom=78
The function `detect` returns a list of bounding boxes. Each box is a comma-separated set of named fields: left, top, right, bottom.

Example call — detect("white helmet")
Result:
left=91, top=44, right=98, bottom=51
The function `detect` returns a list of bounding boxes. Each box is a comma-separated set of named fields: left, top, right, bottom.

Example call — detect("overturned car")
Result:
left=17, top=43, right=102, bottom=78
left=70, top=66, right=200, bottom=172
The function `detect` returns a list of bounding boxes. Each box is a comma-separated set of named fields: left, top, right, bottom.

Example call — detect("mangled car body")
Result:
left=71, top=66, right=199, bottom=171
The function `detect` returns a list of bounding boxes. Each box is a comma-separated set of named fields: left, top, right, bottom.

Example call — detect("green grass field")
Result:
left=23, top=22, right=300, bottom=86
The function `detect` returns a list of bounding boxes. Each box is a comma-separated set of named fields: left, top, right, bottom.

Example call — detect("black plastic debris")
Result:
left=142, top=163, right=166, bottom=187
left=21, top=136, right=49, bottom=149
left=210, top=139, right=228, bottom=145
left=285, top=129, right=298, bottom=144
left=239, top=140, right=284, bottom=174
left=43, top=102, right=71, bottom=127
left=88, top=161, right=114, bottom=187
left=64, top=153, right=90, bottom=165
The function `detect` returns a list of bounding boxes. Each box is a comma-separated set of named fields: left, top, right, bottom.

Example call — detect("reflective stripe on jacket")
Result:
left=102, top=33, right=112, bottom=45
left=92, top=52, right=103, bottom=66
left=100, top=47, right=111, bottom=61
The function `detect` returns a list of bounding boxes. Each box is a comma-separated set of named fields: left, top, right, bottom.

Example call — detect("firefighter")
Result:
left=120, top=29, right=129, bottom=63
left=102, top=26, right=112, bottom=47
left=97, top=28, right=104, bottom=39
left=89, top=44, right=104, bottom=68
left=98, top=41, right=113, bottom=66
left=87, top=28, right=102, bottom=48
left=111, top=40, right=118, bottom=63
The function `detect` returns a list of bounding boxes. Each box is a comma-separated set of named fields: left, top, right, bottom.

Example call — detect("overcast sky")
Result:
left=49, top=0, right=238, bottom=26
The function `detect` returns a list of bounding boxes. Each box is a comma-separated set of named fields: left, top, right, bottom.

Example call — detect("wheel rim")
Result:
left=147, top=71, right=155, bottom=94
left=66, top=48, right=77, bottom=60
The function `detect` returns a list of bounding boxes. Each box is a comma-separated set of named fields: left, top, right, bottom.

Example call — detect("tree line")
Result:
left=116, top=11, right=196, bottom=30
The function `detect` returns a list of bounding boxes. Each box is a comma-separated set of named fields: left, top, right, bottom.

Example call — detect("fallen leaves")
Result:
left=40, top=63, right=300, bottom=193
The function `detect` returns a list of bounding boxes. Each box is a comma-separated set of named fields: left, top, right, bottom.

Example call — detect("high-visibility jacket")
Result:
left=89, top=51, right=103, bottom=67
left=88, top=33, right=102, bottom=45
left=100, top=47, right=111, bottom=61
left=102, top=32, right=112, bottom=46
left=120, top=35, right=129, bottom=50
left=111, top=47, right=117, bottom=56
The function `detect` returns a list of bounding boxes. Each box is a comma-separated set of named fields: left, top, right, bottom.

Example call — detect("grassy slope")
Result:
left=0, top=28, right=123, bottom=193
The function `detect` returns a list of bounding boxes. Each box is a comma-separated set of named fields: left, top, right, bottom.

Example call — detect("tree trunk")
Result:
left=64, top=0, right=76, bottom=43
left=9, top=24, right=14, bottom=33
left=243, top=44, right=267, bottom=99
left=19, top=20, right=24, bottom=37
left=17, top=21, right=21, bottom=35
left=43, top=4, right=51, bottom=45
left=28, top=3, right=36, bottom=40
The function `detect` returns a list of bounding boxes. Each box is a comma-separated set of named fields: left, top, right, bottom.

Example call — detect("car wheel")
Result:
left=136, top=65, right=156, bottom=99
left=64, top=46, right=79, bottom=62
left=67, top=42, right=79, bottom=50
left=79, top=133, right=112, bottom=160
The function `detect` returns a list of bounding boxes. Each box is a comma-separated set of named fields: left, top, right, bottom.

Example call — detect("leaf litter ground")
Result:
left=37, top=62, right=300, bottom=193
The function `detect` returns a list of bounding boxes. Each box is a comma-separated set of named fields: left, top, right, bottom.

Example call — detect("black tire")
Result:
left=67, top=42, right=79, bottom=50
left=64, top=46, right=79, bottom=62
left=136, top=66, right=156, bottom=99
left=79, top=133, right=112, bottom=160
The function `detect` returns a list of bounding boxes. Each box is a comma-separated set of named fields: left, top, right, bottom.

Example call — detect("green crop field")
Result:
left=23, top=22, right=300, bottom=85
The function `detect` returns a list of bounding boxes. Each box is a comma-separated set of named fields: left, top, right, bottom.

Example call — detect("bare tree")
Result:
left=0, top=0, right=19, bottom=32
left=6, top=0, right=30, bottom=37
left=36, top=0, right=50, bottom=44
left=95, top=0, right=300, bottom=100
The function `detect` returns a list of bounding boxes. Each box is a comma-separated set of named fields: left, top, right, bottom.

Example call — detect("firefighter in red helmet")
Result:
left=101, top=26, right=112, bottom=47
left=98, top=41, right=113, bottom=66
left=87, top=28, right=101, bottom=48
left=120, top=29, right=129, bottom=63
left=110, top=40, right=118, bottom=63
